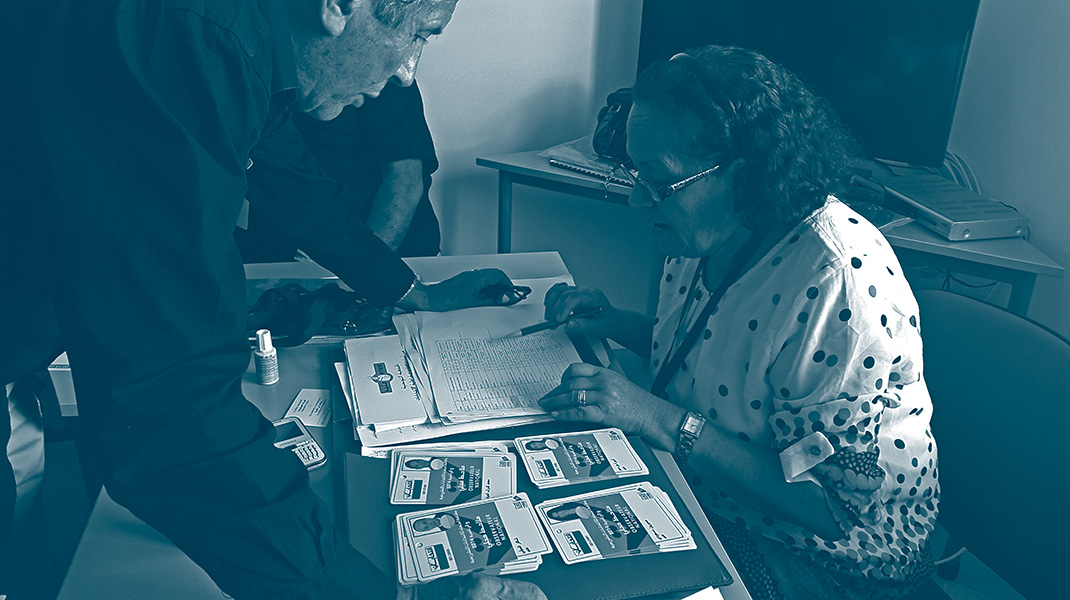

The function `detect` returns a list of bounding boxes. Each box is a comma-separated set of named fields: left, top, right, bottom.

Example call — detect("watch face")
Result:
left=682, top=414, right=704, bottom=436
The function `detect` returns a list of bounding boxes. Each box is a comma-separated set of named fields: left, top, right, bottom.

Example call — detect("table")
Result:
left=57, top=252, right=751, bottom=600
left=476, top=150, right=1064, bottom=316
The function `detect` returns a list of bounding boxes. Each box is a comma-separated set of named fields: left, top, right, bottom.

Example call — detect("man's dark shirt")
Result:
left=241, top=81, right=441, bottom=260
left=2, top=0, right=401, bottom=598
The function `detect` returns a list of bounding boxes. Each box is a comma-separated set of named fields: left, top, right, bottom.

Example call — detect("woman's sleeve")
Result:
left=765, top=266, right=922, bottom=532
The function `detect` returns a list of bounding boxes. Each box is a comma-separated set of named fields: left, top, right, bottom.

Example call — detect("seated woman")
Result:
left=540, top=45, right=937, bottom=600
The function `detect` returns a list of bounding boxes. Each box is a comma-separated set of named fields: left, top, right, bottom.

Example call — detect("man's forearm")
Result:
left=367, top=159, right=425, bottom=252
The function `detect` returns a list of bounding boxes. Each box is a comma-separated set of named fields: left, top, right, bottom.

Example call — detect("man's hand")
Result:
left=397, top=573, right=547, bottom=600
left=397, top=269, right=515, bottom=312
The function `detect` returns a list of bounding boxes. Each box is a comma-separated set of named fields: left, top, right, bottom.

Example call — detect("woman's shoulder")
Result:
left=751, top=199, right=919, bottom=317
left=804, top=197, right=894, bottom=257
left=766, top=198, right=902, bottom=280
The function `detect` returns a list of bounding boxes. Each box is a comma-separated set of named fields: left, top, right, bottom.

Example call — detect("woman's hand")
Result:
left=539, top=363, right=683, bottom=446
left=542, top=283, right=620, bottom=340
left=545, top=283, right=656, bottom=359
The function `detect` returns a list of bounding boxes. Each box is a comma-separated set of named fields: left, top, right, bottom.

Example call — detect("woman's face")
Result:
left=625, top=103, right=748, bottom=259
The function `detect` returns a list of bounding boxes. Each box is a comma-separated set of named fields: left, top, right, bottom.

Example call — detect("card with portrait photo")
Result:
left=535, top=483, right=694, bottom=564
left=396, top=493, right=551, bottom=582
left=514, top=428, right=648, bottom=488
left=390, top=450, right=516, bottom=505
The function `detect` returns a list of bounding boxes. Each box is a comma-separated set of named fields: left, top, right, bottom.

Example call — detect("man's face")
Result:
left=295, top=1, right=456, bottom=120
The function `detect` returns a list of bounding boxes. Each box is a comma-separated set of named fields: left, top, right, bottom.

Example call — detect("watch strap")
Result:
left=675, top=411, right=706, bottom=463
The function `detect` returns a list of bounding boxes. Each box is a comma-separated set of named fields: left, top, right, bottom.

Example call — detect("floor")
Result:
left=1, top=434, right=97, bottom=600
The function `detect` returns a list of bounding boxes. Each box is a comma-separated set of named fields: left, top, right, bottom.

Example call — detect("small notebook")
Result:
left=548, top=158, right=633, bottom=187
left=538, top=136, right=634, bottom=187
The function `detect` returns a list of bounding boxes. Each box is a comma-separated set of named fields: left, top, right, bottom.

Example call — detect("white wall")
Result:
left=948, top=0, right=1070, bottom=337
left=415, top=0, right=661, bottom=314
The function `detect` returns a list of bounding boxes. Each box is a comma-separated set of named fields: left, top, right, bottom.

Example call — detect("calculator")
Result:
left=272, top=417, right=327, bottom=470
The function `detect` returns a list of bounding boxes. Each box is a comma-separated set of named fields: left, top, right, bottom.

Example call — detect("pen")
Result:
left=506, top=307, right=603, bottom=338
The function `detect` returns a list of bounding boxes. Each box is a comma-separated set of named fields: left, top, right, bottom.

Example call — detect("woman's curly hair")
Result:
left=632, top=45, right=859, bottom=230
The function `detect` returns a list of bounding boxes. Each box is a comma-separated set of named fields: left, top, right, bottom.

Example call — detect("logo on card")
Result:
left=369, top=362, right=393, bottom=393
left=538, top=459, right=558, bottom=478
left=404, top=478, right=424, bottom=500
left=564, top=530, right=593, bottom=556
left=426, top=544, right=450, bottom=572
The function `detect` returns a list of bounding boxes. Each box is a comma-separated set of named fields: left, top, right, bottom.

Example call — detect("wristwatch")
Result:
left=675, top=411, right=706, bottom=463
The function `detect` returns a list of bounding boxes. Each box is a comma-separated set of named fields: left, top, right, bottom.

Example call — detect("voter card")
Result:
left=395, top=517, right=540, bottom=586
left=599, top=483, right=692, bottom=549
left=537, top=483, right=693, bottom=563
left=515, top=428, right=647, bottom=488
left=384, top=441, right=510, bottom=464
left=390, top=450, right=516, bottom=505
left=395, top=518, right=420, bottom=585
left=397, top=493, right=551, bottom=582
left=536, top=483, right=693, bottom=564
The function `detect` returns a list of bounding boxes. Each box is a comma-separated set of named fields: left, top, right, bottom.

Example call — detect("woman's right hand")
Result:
left=543, top=283, right=620, bottom=340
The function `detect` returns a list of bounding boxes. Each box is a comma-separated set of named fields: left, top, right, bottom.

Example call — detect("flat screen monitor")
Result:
left=636, top=0, right=981, bottom=169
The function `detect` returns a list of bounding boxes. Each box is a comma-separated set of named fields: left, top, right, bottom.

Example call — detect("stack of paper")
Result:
left=395, top=493, right=553, bottom=584
left=535, top=483, right=696, bottom=564
left=515, top=428, right=649, bottom=488
left=342, top=276, right=583, bottom=447
left=344, top=334, right=427, bottom=430
left=389, top=443, right=518, bottom=506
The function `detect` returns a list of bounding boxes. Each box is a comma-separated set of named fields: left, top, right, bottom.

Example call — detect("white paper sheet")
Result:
left=284, top=388, right=331, bottom=428
left=412, top=276, right=579, bottom=423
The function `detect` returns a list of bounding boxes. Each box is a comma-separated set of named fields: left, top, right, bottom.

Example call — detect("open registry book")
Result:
left=341, top=275, right=598, bottom=447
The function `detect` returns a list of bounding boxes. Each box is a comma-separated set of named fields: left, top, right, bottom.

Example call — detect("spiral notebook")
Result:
left=538, top=136, right=634, bottom=187
left=547, top=158, right=633, bottom=187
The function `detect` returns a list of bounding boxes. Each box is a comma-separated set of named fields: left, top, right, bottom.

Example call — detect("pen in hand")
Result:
left=505, top=306, right=603, bottom=338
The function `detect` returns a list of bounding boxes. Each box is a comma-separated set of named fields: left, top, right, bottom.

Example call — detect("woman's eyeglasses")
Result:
left=616, top=163, right=722, bottom=203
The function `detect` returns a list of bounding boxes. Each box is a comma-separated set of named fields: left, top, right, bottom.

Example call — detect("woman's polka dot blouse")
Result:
left=650, top=199, right=938, bottom=583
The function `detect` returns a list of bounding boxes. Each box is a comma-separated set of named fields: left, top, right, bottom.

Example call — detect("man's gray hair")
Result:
left=371, top=0, right=431, bottom=29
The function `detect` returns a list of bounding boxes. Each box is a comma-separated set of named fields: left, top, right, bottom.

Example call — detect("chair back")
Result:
left=916, top=289, right=1070, bottom=599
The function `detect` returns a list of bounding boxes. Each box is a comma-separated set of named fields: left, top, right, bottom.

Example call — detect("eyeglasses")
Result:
left=617, top=163, right=723, bottom=203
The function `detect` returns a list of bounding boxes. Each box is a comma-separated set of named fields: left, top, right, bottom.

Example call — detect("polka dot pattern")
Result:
left=651, top=199, right=935, bottom=585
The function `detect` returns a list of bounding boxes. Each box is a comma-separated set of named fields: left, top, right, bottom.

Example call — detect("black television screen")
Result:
left=636, top=0, right=981, bottom=169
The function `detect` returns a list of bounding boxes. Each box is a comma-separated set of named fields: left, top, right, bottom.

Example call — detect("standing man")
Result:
left=1, top=1, right=542, bottom=599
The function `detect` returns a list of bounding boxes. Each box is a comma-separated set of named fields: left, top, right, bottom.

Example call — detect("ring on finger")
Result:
left=574, top=389, right=587, bottom=407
